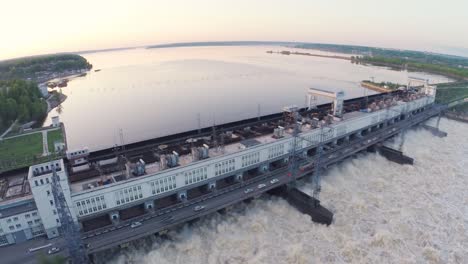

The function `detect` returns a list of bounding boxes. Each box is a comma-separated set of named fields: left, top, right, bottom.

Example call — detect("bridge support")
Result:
left=378, top=145, right=414, bottom=165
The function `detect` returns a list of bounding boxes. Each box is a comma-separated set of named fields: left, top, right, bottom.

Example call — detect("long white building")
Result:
left=0, top=88, right=436, bottom=247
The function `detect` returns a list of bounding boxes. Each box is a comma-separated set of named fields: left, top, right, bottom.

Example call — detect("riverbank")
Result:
left=266, top=50, right=351, bottom=60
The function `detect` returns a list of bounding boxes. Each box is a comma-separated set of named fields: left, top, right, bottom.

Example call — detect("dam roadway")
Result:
left=83, top=105, right=443, bottom=255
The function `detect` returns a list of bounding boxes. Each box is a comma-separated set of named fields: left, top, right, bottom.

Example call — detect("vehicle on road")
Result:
left=28, top=243, right=52, bottom=253
left=270, top=178, right=279, bottom=184
left=47, top=247, right=60, bottom=255
left=257, top=183, right=266, bottom=189
left=130, top=221, right=142, bottom=228
left=244, top=188, right=254, bottom=194
left=194, top=205, right=205, bottom=211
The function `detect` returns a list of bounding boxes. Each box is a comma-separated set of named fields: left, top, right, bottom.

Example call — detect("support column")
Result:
left=357, top=130, right=362, bottom=138
left=109, top=211, right=120, bottom=224
left=208, top=181, right=217, bottom=192
left=177, top=190, right=187, bottom=202
left=144, top=200, right=154, bottom=212
left=235, top=173, right=243, bottom=182
left=258, top=163, right=269, bottom=173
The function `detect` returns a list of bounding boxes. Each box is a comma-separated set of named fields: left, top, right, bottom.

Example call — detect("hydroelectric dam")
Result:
left=0, top=81, right=447, bottom=263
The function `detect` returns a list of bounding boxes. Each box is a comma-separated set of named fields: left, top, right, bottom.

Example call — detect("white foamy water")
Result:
left=100, top=118, right=468, bottom=264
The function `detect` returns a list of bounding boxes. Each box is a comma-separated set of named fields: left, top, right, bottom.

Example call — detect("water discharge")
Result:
left=99, top=118, right=467, bottom=264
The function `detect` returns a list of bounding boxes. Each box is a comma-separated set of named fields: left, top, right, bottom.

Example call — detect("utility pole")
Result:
left=50, top=166, right=88, bottom=263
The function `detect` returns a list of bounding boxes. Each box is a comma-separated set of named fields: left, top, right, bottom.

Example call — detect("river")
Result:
left=95, top=117, right=467, bottom=263
left=42, top=46, right=451, bottom=151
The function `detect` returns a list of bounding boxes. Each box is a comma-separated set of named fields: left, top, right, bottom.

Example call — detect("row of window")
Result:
left=0, top=235, right=8, bottom=246
left=151, top=176, right=177, bottom=195
left=241, top=152, right=260, bottom=167
left=32, top=228, right=45, bottom=237
left=8, top=220, right=41, bottom=231
left=115, top=185, right=143, bottom=205
left=185, top=167, right=208, bottom=184
left=268, top=144, right=285, bottom=159
left=76, top=195, right=107, bottom=216
left=214, top=159, right=235, bottom=176
left=34, top=177, right=51, bottom=187
left=5, top=212, right=39, bottom=225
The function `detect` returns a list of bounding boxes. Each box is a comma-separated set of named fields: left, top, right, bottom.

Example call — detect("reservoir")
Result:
left=43, top=45, right=450, bottom=151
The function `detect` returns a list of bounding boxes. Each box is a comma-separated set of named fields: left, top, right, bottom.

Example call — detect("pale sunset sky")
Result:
left=1, top=0, right=467, bottom=60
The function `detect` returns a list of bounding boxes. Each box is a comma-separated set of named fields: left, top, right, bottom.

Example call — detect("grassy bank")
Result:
left=434, top=82, right=468, bottom=104
left=0, top=133, right=43, bottom=162
left=47, top=129, right=64, bottom=154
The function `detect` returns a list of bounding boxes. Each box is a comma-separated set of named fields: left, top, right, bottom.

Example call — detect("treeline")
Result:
left=294, top=43, right=468, bottom=68
left=355, top=56, right=468, bottom=80
left=0, top=54, right=92, bottom=80
left=0, top=80, right=47, bottom=132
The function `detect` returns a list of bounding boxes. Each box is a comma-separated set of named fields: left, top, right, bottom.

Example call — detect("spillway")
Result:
left=98, top=118, right=468, bottom=264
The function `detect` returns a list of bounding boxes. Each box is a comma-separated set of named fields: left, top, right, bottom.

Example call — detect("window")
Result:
left=13, top=217, right=18, bottom=221
left=9, top=226, right=14, bottom=231
left=25, top=214, right=30, bottom=219
left=46, top=178, right=50, bottom=184
left=15, top=224, right=21, bottom=228
left=35, top=180, right=38, bottom=186
left=34, top=219, right=41, bottom=224
left=6, top=219, right=11, bottom=223
left=214, top=160, right=235, bottom=176
left=40, top=179, right=44, bottom=185
left=32, top=212, right=38, bottom=217
left=49, top=200, right=54, bottom=206
left=0, top=235, right=8, bottom=246
left=56, top=219, right=60, bottom=224
left=27, top=221, right=33, bottom=226
left=76, top=195, right=107, bottom=216
left=46, top=191, right=50, bottom=196
left=53, top=210, right=57, bottom=215
left=151, top=176, right=177, bottom=195
left=241, top=152, right=260, bottom=167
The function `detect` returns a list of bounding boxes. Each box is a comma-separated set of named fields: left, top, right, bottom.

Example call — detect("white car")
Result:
left=244, top=188, right=254, bottom=194
left=270, top=178, right=279, bottom=184
left=194, top=205, right=205, bottom=211
left=47, top=247, right=60, bottom=255
left=130, top=221, right=142, bottom=228
left=257, top=183, right=266, bottom=189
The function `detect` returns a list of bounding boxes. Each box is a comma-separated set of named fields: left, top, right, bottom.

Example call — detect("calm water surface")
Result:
left=43, top=46, right=451, bottom=151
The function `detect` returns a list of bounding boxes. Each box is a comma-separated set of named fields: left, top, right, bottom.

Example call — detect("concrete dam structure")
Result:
left=0, top=83, right=446, bottom=262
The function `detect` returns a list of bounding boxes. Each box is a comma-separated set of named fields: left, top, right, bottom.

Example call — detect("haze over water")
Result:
left=98, top=118, right=467, bottom=264
left=44, top=45, right=450, bottom=151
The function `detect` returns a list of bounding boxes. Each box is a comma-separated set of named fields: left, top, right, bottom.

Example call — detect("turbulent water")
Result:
left=99, top=118, right=468, bottom=264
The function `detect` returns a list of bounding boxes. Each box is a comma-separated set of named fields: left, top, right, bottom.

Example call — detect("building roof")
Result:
left=0, top=199, right=36, bottom=219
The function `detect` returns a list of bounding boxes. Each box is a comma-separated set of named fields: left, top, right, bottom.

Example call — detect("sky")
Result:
left=1, top=0, right=468, bottom=60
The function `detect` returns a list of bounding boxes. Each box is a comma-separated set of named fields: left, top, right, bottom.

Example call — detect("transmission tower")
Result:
left=288, top=118, right=331, bottom=201
left=50, top=166, right=88, bottom=263
left=311, top=125, right=326, bottom=200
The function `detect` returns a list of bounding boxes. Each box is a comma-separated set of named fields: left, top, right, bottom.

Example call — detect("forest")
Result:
left=0, top=54, right=92, bottom=80
left=0, top=80, right=47, bottom=133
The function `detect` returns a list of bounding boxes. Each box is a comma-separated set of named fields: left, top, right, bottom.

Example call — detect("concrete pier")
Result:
left=378, top=145, right=414, bottom=165
left=269, top=186, right=333, bottom=225
left=420, top=124, right=448, bottom=138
